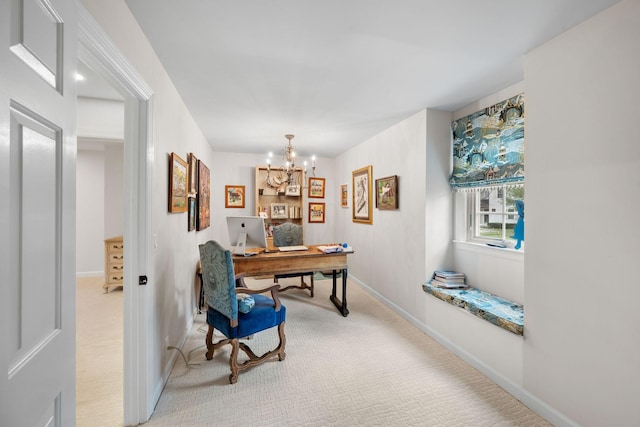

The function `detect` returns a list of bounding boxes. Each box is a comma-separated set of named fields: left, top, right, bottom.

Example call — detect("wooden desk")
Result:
left=232, top=246, right=351, bottom=317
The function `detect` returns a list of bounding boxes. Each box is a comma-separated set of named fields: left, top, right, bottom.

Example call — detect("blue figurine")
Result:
left=511, top=200, right=524, bottom=250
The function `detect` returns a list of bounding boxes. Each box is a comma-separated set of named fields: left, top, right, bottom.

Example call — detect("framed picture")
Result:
left=188, top=153, right=198, bottom=196
left=169, top=152, right=188, bottom=213
left=340, top=184, right=349, bottom=208
left=197, top=160, right=210, bottom=230
left=270, top=203, right=288, bottom=219
left=285, top=184, right=301, bottom=196
left=308, top=177, right=325, bottom=198
left=375, top=175, right=398, bottom=210
left=352, top=165, right=373, bottom=224
left=225, top=185, right=245, bottom=208
left=187, top=197, right=196, bottom=231
left=309, top=202, right=325, bottom=223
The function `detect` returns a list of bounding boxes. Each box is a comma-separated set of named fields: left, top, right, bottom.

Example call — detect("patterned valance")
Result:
left=450, top=93, right=525, bottom=188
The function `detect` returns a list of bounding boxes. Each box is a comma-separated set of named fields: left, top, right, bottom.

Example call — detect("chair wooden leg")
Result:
left=205, top=325, right=215, bottom=360
left=229, top=338, right=240, bottom=384
left=223, top=321, right=286, bottom=383
left=277, top=321, right=287, bottom=361
left=206, top=325, right=232, bottom=361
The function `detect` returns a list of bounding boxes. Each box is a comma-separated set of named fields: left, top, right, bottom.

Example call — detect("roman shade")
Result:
left=450, top=93, right=525, bottom=190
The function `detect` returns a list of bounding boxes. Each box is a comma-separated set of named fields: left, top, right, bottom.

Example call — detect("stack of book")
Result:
left=430, top=270, right=468, bottom=289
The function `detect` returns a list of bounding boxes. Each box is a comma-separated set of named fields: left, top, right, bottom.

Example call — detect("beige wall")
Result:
left=524, top=1, right=640, bottom=425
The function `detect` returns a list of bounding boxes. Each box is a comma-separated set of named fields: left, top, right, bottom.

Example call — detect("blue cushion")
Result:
left=207, top=294, right=286, bottom=339
left=237, top=293, right=255, bottom=313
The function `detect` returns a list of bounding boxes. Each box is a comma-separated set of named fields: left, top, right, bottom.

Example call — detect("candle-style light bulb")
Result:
left=312, top=155, right=316, bottom=168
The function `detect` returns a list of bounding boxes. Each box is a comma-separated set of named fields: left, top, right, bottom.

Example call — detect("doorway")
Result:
left=76, top=58, right=125, bottom=424
left=78, top=6, right=154, bottom=425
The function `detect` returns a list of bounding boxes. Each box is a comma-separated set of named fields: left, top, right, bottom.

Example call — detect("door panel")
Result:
left=8, top=103, right=61, bottom=376
left=9, top=0, right=63, bottom=89
left=1, top=0, right=77, bottom=426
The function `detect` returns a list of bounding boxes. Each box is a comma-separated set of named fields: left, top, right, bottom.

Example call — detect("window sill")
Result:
left=453, top=240, right=524, bottom=261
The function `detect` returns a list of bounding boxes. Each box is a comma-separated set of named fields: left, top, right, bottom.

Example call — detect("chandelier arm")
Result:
left=267, top=134, right=316, bottom=188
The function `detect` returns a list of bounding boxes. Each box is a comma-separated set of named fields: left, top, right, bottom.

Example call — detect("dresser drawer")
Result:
left=107, top=241, right=124, bottom=252
left=106, top=274, right=124, bottom=284
left=107, top=262, right=123, bottom=274
left=107, top=252, right=124, bottom=263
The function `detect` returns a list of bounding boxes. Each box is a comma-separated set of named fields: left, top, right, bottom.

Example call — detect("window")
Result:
left=464, top=185, right=524, bottom=247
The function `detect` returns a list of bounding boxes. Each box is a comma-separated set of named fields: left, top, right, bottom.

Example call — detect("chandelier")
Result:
left=266, top=134, right=316, bottom=189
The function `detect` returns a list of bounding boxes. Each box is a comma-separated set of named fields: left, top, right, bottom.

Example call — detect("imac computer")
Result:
left=226, top=216, right=268, bottom=256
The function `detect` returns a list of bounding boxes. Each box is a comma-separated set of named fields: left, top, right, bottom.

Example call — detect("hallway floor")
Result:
left=76, top=276, right=123, bottom=427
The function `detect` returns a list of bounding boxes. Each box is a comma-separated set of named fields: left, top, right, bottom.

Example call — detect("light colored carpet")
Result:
left=147, top=277, right=551, bottom=427
left=76, top=276, right=123, bottom=427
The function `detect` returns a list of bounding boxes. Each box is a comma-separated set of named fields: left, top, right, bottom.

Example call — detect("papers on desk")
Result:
left=317, top=245, right=354, bottom=254
left=317, top=245, right=341, bottom=253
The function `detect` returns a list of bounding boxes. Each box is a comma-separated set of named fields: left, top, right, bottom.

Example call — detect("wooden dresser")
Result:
left=104, top=235, right=124, bottom=292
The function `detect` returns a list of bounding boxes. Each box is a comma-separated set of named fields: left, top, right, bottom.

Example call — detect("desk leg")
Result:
left=329, top=268, right=349, bottom=317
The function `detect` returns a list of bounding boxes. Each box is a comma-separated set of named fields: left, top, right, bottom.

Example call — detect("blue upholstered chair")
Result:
left=272, top=222, right=315, bottom=297
left=199, top=240, right=286, bottom=384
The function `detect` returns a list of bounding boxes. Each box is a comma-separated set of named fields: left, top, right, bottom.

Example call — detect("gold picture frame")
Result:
left=352, top=165, right=373, bottom=224
left=169, top=152, right=188, bottom=213
left=197, top=160, right=210, bottom=230
left=309, top=202, right=325, bottom=223
left=308, top=177, right=325, bottom=198
left=188, top=153, right=198, bottom=196
left=225, top=185, right=245, bottom=208
left=340, top=184, right=348, bottom=208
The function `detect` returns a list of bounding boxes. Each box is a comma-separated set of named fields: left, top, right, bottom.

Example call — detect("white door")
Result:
left=0, top=0, right=78, bottom=425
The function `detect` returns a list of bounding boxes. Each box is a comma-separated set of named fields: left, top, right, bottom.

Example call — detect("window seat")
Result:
left=422, top=282, right=523, bottom=336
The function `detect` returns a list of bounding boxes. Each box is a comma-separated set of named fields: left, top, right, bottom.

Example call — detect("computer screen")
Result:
left=226, top=216, right=268, bottom=255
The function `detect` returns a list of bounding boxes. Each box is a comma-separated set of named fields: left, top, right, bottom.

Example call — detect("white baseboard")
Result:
left=155, top=307, right=201, bottom=409
left=76, top=271, right=103, bottom=278
left=347, top=274, right=579, bottom=427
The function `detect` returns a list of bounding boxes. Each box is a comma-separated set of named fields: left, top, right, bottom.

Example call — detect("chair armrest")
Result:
left=235, top=284, right=282, bottom=311
left=234, top=272, right=248, bottom=288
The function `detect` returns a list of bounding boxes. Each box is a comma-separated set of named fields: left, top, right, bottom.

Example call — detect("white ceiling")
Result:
left=120, top=0, right=619, bottom=158
left=77, top=61, right=123, bottom=102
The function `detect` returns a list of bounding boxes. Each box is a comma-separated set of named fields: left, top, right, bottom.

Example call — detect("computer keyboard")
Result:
left=278, top=245, right=308, bottom=252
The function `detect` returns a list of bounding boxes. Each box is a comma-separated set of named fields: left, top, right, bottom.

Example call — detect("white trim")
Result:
left=76, top=127, right=123, bottom=140
left=453, top=240, right=524, bottom=261
left=349, top=274, right=578, bottom=427
left=77, top=3, right=154, bottom=425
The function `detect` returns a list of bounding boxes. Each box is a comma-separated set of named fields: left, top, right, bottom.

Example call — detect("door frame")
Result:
left=77, top=6, right=154, bottom=425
